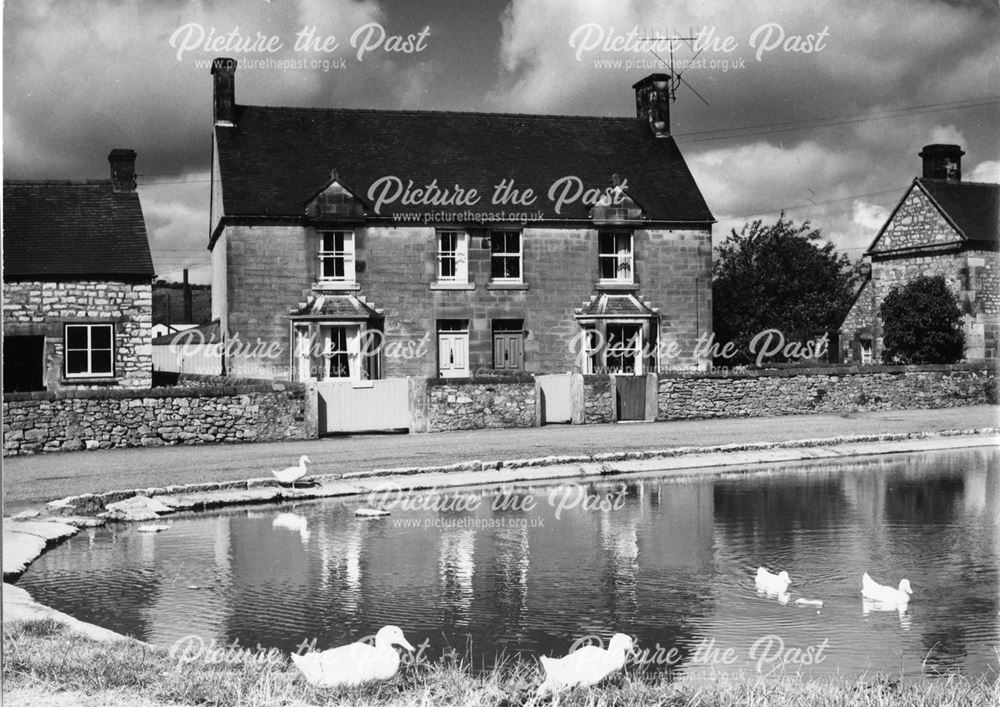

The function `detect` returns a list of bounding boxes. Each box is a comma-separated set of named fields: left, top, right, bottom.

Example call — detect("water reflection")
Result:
left=14, top=446, right=999, bottom=678
left=862, top=598, right=912, bottom=631
left=272, top=512, right=311, bottom=545
left=439, top=527, right=475, bottom=621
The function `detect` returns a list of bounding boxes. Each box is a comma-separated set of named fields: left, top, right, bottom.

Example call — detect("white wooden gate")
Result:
left=538, top=373, right=573, bottom=424
left=317, top=378, right=411, bottom=433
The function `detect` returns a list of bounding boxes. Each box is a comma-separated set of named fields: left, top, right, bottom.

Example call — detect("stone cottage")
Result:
left=3, top=150, right=156, bottom=391
left=208, top=58, right=714, bottom=383
left=839, top=144, right=999, bottom=363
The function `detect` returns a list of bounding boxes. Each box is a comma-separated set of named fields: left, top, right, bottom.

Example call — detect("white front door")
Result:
left=439, top=333, right=469, bottom=377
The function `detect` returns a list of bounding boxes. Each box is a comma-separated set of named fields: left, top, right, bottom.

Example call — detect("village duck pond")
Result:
left=16, top=446, right=1000, bottom=680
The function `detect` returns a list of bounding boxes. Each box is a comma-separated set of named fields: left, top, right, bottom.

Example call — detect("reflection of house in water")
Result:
left=142, top=515, right=235, bottom=645
left=641, top=481, right=713, bottom=570
left=314, top=517, right=363, bottom=613
left=600, top=509, right=639, bottom=609
left=439, top=528, right=476, bottom=622
left=494, top=524, right=530, bottom=621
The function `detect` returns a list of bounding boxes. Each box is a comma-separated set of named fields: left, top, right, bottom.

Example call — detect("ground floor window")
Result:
left=578, top=320, right=652, bottom=374
left=325, top=327, right=353, bottom=379
left=605, top=323, right=643, bottom=374
left=293, top=323, right=382, bottom=382
left=438, top=320, right=470, bottom=378
left=64, top=323, right=114, bottom=378
left=3, top=335, right=45, bottom=392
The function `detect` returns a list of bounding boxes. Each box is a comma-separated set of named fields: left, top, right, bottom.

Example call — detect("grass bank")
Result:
left=3, top=620, right=998, bottom=707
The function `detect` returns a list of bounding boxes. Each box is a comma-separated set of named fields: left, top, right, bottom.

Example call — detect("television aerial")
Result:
left=642, top=30, right=710, bottom=106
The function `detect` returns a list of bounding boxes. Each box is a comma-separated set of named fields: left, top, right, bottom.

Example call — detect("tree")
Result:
left=712, top=213, right=862, bottom=366
left=880, top=275, right=964, bottom=364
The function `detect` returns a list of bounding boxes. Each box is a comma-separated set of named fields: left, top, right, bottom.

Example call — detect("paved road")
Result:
left=4, top=406, right=998, bottom=508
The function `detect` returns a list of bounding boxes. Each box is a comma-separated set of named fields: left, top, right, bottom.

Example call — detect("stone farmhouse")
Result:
left=209, top=58, right=714, bottom=386
left=2, top=150, right=155, bottom=392
left=839, top=144, right=999, bottom=363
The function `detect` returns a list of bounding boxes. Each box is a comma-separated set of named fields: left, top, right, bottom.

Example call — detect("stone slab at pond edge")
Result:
left=3, top=582, right=139, bottom=643
left=2, top=518, right=80, bottom=579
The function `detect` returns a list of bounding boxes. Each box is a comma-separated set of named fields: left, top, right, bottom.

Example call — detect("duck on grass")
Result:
left=5, top=619, right=998, bottom=707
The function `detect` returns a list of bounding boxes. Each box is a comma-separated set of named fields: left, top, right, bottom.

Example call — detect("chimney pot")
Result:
left=108, top=148, right=137, bottom=193
left=919, top=144, right=964, bottom=182
left=632, top=73, right=671, bottom=138
left=211, top=57, right=237, bottom=126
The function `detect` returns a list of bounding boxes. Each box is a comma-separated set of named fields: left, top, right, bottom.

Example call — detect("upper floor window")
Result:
left=598, top=231, right=633, bottom=283
left=437, top=230, right=468, bottom=283
left=318, top=230, right=355, bottom=282
left=490, top=230, right=522, bottom=282
left=64, top=323, right=114, bottom=378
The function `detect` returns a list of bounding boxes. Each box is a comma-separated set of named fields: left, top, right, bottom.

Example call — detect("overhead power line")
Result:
left=677, top=98, right=999, bottom=143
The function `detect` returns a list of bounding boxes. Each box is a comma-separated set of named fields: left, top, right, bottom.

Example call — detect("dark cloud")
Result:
left=3, top=0, right=998, bottom=281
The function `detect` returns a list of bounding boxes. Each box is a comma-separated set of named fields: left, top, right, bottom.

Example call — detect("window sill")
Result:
left=59, top=377, right=119, bottom=386
left=486, top=282, right=529, bottom=291
left=596, top=281, right=638, bottom=291
left=430, top=282, right=476, bottom=291
left=312, top=281, right=361, bottom=292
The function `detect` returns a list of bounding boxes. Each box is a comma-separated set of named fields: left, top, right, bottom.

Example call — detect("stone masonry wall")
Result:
left=844, top=185, right=1000, bottom=362
left=3, top=280, right=152, bottom=389
left=3, top=382, right=309, bottom=456
left=583, top=375, right=614, bottom=424
left=658, top=364, right=996, bottom=420
left=426, top=378, right=536, bottom=432
left=218, top=224, right=713, bottom=381
left=838, top=276, right=875, bottom=363
left=871, top=250, right=999, bottom=361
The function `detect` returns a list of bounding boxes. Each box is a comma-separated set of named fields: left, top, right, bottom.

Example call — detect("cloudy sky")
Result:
left=4, top=0, right=998, bottom=283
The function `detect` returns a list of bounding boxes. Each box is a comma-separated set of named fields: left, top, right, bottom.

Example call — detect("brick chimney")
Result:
left=108, top=149, right=136, bottom=193
left=632, top=74, right=671, bottom=138
left=919, top=144, right=964, bottom=182
left=211, top=57, right=237, bottom=126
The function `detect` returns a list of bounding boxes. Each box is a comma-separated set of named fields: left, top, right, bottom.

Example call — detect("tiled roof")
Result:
left=918, top=179, right=999, bottom=245
left=3, top=180, right=154, bottom=280
left=575, top=293, right=658, bottom=318
left=214, top=105, right=714, bottom=224
left=290, top=294, right=383, bottom=319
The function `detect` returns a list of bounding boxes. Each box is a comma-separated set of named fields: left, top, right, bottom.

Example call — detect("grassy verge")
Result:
left=3, top=619, right=997, bottom=707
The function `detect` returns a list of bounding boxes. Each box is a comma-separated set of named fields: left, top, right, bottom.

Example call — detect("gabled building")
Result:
left=840, top=144, right=999, bottom=363
left=209, top=59, right=714, bottom=381
left=3, top=150, right=155, bottom=391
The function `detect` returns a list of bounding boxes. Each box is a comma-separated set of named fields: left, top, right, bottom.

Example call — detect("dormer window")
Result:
left=598, top=231, right=633, bottom=283
left=319, top=230, right=355, bottom=283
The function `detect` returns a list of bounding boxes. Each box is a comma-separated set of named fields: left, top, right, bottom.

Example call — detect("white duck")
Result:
left=290, top=625, right=415, bottom=688
left=861, top=573, right=912, bottom=605
left=755, top=567, right=791, bottom=594
left=537, top=633, right=634, bottom=695
left=272, top=455, right=311, bottom=486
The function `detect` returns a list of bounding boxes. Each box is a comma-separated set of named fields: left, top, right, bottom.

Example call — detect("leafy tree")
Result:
left=880, top=275, right=964, bottom=364
left=712, top=213, right=862, bottom=366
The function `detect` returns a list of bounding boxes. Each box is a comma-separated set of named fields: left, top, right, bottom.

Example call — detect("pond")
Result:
left=16, top=446, right=1000, bottom=679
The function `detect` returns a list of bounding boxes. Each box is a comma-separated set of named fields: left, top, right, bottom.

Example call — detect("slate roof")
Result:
left=290, top=294, right=384, bottom=320
left=918, top=178, right=999, bottom=245
left=575, top=293, right=658, bottom=318
left=3, top=180, right=155, bottom=280
left=214, top=105, right=714, bottom=225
